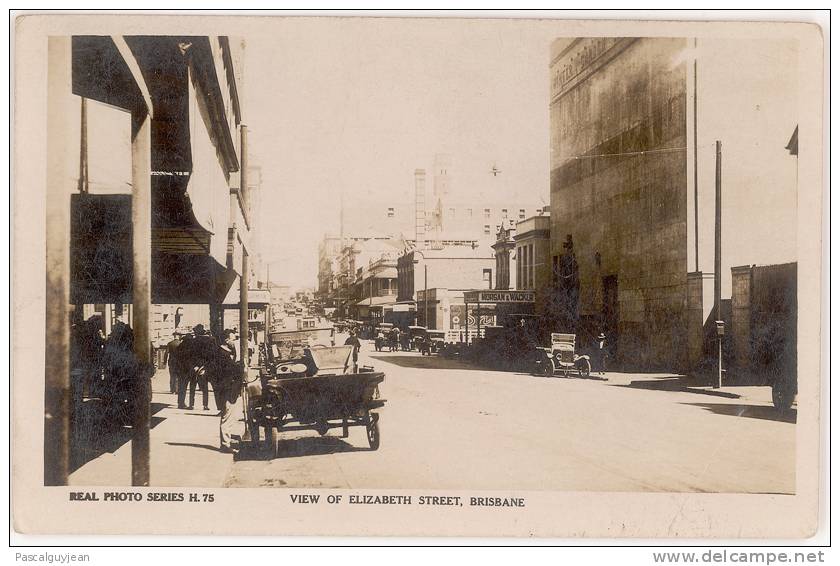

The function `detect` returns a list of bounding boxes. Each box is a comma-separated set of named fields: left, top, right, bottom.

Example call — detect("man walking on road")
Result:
left=344, top=329, right=361, bottom=373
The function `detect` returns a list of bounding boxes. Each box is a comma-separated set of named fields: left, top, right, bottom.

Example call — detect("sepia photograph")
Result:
left=12, top=12, right=826, bottom=538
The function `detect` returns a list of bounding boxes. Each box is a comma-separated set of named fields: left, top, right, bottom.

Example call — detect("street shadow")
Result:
left=370, top=355, right=509, bottom=372
left=682, top=402, right=797, bottom=424
left=164, top=441, right=223, bottom=452
left=235, top=435, right=365, bottom=461
left=616, top=378, right=742, bottom=399
left=181, top=412, right=220, bottom=417
left=70, top=402, right=167, bottom=473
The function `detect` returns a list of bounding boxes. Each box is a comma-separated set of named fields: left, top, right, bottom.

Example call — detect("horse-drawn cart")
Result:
left=245, top=330, right=385, bottom=457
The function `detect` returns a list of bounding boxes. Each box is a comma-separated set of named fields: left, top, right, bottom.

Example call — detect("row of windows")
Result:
left=386, top=207, right=540, bottom=220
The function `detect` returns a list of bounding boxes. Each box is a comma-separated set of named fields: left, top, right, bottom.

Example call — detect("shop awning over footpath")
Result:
left=69, top=36, right=243, bottom=305
left=355, top=295, right=398, bottom=308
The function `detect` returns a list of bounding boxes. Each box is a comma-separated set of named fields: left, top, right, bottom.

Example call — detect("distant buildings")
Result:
left=318, top=153, right=544, bottom=330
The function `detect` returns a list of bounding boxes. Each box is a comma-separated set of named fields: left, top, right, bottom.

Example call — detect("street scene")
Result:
left=71, top=330, right=794, bottom=493
left=41, top=24, right=800, bottom=495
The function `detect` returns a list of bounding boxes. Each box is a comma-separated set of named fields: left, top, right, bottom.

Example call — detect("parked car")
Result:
left=533, top=333, right=591, bottom=378
left=427, top=330, right=446, bottom=353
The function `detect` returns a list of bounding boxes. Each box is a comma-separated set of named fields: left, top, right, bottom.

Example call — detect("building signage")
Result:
left=463, top=290, right=535, bottom=303
left=550, top=38, right=635, bottom=101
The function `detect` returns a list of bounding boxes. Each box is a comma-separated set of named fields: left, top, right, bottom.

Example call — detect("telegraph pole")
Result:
left=714, top=140, right=723, bottom=389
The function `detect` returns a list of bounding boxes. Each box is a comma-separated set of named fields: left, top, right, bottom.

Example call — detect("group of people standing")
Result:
left=163, top=325, right=244, bottom=453
left=373, top=327, right=411, bottom=352
left=71, top=314, right=154, bottom=425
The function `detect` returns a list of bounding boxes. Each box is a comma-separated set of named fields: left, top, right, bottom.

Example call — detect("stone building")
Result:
left=396, top=245, right=495, bottom=328
left=549, top=37, right=798, bottom=370
left=514, top=213, right=552, bottom=314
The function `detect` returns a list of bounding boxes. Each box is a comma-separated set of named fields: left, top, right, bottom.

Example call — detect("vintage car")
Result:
left=427, top=330, right=446, bottom=353
left=407, top=326, right=427, bottom=351
left=246, top=335, right=385, bottom=457
left=533, top=333, right=591, bottom=378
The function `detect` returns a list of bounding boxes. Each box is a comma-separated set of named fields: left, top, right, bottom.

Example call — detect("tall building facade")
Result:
left=549, top=37, right=798, bottom=370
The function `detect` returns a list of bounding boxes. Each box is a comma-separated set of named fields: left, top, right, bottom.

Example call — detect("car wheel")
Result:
left=578, top=359, right=591, bottom=378
left=367, top=414, right=380, bottom=450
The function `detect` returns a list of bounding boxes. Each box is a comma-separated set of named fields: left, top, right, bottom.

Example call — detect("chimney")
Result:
left=414, top=169, right=426, bottom=249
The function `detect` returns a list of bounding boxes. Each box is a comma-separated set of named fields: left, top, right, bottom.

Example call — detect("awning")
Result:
left=371, top=267, right=397, bottom=279
left=355, top=296, right=398, bottom=307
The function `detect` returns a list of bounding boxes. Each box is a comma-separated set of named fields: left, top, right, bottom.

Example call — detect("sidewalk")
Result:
left=568, top=371, right=775, bottom=405
left=69, top=370, right=245, bottom=487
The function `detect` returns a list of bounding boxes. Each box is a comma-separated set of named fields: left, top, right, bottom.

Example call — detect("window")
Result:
left=466, top=208, right=473, bottom=217
left=501, top=208, right=508, bottom=217
left=483, top=224, right=491, bottom=235
left=448, top=207, right=456, bottom=218
left=484, top=208, right=491, bottom=219
left=387, top=207, right=395, bottom=218
left=519, top=208, right=526, bottom=220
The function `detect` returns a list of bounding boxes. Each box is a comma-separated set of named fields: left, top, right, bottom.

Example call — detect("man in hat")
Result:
left=594, top=332, right=608, bottom=376
left=344, top=328, right=361, bottom=373
left=163, top=330, right=184, bottom=394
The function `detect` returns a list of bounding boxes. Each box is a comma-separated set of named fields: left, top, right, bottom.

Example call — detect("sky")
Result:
left=243, top=18, right=558, bottom=288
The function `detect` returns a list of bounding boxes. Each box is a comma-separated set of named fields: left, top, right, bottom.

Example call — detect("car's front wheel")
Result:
left=578, top=359, right=591, bottom=378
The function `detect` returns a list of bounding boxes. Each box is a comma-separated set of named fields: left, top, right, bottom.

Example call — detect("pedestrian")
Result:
left=344, top=328, right=361, bottom=373
left=206, top=339, right=243, bottom=454
left=176, top=324, right=212, bottom=410
left=77, top=314, right=105, bottom=398
left=221, top=329, right=237, bottom=360
left=595, top=332, right=608, bottom=375
left=163, top=331, right=183, bottom=394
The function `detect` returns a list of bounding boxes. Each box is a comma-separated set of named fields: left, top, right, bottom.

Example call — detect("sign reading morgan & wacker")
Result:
left=463, top=290, right=536, bottom=303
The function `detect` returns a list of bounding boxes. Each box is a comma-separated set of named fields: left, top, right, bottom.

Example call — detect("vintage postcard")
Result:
left=11, top=13, right=826, bottom=538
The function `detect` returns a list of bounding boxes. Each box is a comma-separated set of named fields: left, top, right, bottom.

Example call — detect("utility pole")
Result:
left=714, top=140, right=723, bottom=389
left=424, top=264, right=429, bottom=328
left=693, top=37, right=700, bottom=273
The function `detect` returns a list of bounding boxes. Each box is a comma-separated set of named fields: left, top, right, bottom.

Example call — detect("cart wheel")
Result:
left=366, top=414, right=380, bottom=451
left=578, top=359, right=591, bottom=378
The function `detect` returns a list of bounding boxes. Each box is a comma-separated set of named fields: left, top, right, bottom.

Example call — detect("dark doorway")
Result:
left=602, top=275, right=619, bottom=358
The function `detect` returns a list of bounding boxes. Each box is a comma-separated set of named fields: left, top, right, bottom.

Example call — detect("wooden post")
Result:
left=44, top=36, right=74, bottom=486
left=131, top=109, right=152, bottom=486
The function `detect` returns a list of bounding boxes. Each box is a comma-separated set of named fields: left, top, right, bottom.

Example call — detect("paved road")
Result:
left=224, top=341, right=795, bottom=493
